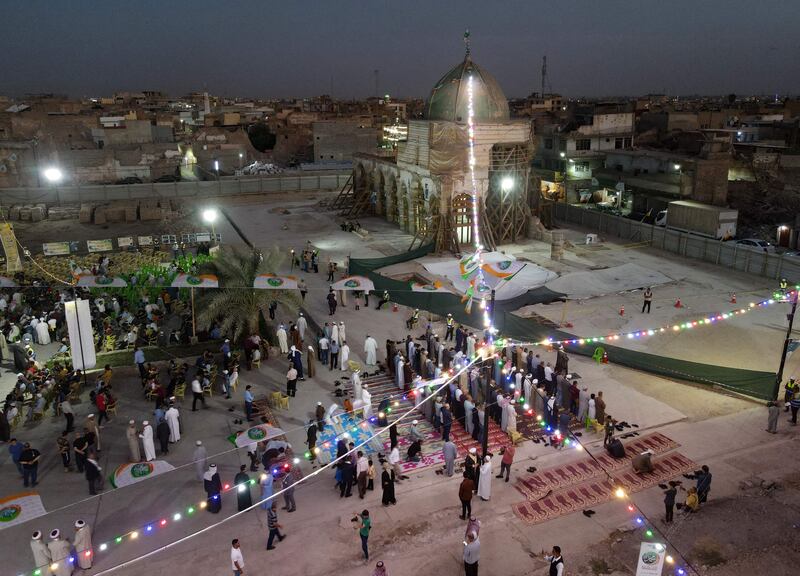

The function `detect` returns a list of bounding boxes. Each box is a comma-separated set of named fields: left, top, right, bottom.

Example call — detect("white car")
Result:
left=735, top=238, right=775, bottom=253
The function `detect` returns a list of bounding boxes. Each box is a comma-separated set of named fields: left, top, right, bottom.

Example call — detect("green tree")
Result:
left=196, top=246, right=299, bottom=341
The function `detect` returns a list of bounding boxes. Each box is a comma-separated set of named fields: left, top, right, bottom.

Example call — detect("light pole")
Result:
left=773, top=290, right=798, bottom=400
left=481, top=288, right=496, bottom=460
left=43, top=166, right=64, bottom=185
left=213, top=159, right=220, bottom=180
left=202, top=208, right=218, bottom=245
left=239, top=152, right=244, bottom=169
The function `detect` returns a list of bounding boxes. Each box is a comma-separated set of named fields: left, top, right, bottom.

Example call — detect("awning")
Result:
left=254, top=274, right=299, bottom=290
left=171, top=273, right=219, bottom=288
left=331, top=275, right=375, bottom=292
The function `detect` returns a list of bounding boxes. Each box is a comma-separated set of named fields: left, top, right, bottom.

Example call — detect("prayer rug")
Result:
left=513, top=432, right=679, bottom=499
left=512, top=451, right=696, bottom=525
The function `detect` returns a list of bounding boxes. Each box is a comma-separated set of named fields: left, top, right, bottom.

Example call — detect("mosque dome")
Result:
left=425, top=55, right=510, bottom=123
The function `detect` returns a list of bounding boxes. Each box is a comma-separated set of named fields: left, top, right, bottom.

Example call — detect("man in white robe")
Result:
left=362, top=386, right=373, bottom=420
left=505, top=401, right=517, bottom=435
left=339, top=322, right=347, bottom=344
left=396, top=358, right=405, bottom=390
left=165, top=404, right=181, bottom=443
left=340, top=341, right=350, bottom=371
left=297, top=313, right=307, bottom=340
left=277, top=325, right=288, bottom=354
left=74, top=519, right=93, bottom=569
left=364, top=335, right=378, bottom=366
left=140, top=421, right=156, bottom=461
left=194, top=440, right=208, bottom=480
left=477, top=456, right=492, bottom=501
left=47, top=529, right=72, bottom=576
left=466, top=333, right=476, bottom=358
left=331, top=323, right=340, bottom=345
left=499, top=395, right=509, bottom=432
left=30, top=531, right=51, bottom=570
left=352, top=369, right=363, bottom=400
left=35, top=318, right=51, bottom=345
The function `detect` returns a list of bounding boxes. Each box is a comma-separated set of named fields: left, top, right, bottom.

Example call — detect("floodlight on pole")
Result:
left=202, top=208, right=218, bottom=224
left=500, top=177, right=514, bottom=192
left=43, top=167, right=63, bottom=183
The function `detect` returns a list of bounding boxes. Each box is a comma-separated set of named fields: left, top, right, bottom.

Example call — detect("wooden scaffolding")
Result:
left=484, top=143, right=531, bottom=245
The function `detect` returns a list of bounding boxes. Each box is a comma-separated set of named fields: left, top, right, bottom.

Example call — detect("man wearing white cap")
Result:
left=74, top=520, right=92, bottom=569
left=139, top=421, right=155, bottom=462
left=126, top=420, right=140, bottom=462
left=408, top=421, right=424, bottom=443
left=194, top=440, right=208, bottom=480
left=30, top=530, right=51, bottom=570
left=276, top=324, right=288, bottom=354
left=47, top=529, right=72, bottom=576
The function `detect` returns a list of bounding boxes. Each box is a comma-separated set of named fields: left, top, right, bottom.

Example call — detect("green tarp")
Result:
left=351, top=247, right=775, bottom=400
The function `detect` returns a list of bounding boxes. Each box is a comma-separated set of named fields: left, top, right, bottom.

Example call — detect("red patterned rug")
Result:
left=513, top=432, right=679, bottom=500
left=512, top=451, right=697, bottom=525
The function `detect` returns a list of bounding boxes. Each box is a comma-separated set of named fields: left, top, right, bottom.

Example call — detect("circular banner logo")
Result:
left=131, top=463, right=154, bottom=478
left=344, top=279, right=360, bottom=288
left=421, top=284, right=437, bottom=291
left=498, top=261, right=513, bottom=270
left=186, top=276, right=202, bottom=286
left=96, top=276, right=114, bottom=285
left=0, top=505, right=21, bottom=522
left=640, top=551, right=658, bottom=565
left=267, top=277, right=284, bottom=287
left=247, top=427, right=267, bottom=440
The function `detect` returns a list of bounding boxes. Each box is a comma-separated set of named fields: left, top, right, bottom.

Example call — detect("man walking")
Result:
left=282, top=472, right=296, bottom=512
left=8, top=438, right=24, bottom=476
left=356, top=450, right=369, bottom=498
left=459, top=472, right=474, bottom=520
left=191, top=376, right=206, bottom=411
left=357, top=509, right=371, bottom=560
left=231, top=539, right=245, bottom=576
left=20, top=442, right=41, bottom=487
left=266, top=501, right=285, bottom=550
left=442, top=439, right=457, bottom=477
left=329, top=340, right=340, bottom=371
left=496, top=443, right=515, bottom=483
left=286, top=364, right=298, bottom=397
left=244, top=385, right=254, bottom=421
left=696, top=465, right=712, bottom=503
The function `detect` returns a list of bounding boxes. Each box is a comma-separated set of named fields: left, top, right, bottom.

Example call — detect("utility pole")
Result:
left=773, top=290, right=798, bottom=400
left=541, top=55, right=547, bottom=97
left=481, top=289, right=496, bottom=460
left=374, top=69, right=379, bottom=99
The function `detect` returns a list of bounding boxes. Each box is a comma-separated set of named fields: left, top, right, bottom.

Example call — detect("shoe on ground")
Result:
left=267, top=546, right=276, bottom=550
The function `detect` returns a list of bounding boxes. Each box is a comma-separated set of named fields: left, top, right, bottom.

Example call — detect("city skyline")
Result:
left=1, top=0, right=799, bottom=100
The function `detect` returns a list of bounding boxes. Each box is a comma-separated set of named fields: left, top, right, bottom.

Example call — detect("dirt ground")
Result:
left=578, top=471, right=800, bottom=576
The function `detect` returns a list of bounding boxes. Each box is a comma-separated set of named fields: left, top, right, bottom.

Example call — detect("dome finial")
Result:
left=463, top=29, right=471, bottom=57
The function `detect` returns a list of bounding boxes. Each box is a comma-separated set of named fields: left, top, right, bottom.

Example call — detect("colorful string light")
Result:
left=520, top=295, right=789, bottom=348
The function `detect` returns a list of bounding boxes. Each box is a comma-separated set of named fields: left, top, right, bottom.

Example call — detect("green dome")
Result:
left=425, top=56, right=510, bottom=123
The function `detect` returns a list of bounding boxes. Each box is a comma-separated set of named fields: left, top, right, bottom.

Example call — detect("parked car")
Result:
left=115, top=176, right=142, bottom=185
left=154, top=174, right=180, bottom=183
left=735, top=238, right=775, bottom=253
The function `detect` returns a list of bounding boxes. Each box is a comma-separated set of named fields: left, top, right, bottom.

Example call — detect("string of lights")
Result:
left=513, top=292, right=792, bottom=348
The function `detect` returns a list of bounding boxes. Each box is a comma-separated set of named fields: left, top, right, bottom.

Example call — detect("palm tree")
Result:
left=196, top=246, right=300, bottom=341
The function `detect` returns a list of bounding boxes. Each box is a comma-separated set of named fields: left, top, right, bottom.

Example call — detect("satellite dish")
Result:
left=0, top=164, right=7, bottom=173
left=8, top=153, right=17, bottom=162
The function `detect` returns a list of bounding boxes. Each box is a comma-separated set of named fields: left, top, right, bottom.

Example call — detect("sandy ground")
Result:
left=0, top=194, right=797, bottom=576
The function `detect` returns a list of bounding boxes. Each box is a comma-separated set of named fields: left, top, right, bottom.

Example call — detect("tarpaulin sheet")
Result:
left=352, top=246, right=775, bottom=400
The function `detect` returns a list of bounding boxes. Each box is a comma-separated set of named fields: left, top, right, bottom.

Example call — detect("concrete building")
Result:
left=534, top=105, right=634, bottom=203
left=313, top=120, right=380, bottom=163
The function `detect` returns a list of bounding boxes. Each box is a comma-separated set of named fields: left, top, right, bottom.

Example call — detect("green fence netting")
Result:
left=350, top=247, right=775, bottom=401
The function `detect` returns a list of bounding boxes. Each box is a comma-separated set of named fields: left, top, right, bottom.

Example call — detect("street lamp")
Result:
left=238, top=152, right=244, bottom=169
left=202, top=208, right=218, bottom=245
left=43, top=167, right=63, bottom=183
left=213, top=159, right=220, bottom=180
left=500, top=177, right=514, bottom=193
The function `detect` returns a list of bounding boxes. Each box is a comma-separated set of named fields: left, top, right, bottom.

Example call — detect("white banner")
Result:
left=65, top=298, right=97, bottom=370
left=233, top=424, right=285, bottom=448
left=635, top=542, right=666, bottom=576
left=111, top=461, right=175, bottom=488
left=331, top=275, right=375, bottom=292
left=0, top=492, right=47, bottom=530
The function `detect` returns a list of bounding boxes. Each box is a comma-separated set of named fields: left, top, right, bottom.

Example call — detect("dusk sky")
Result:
left=2, top=0, right=798, bottom=100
